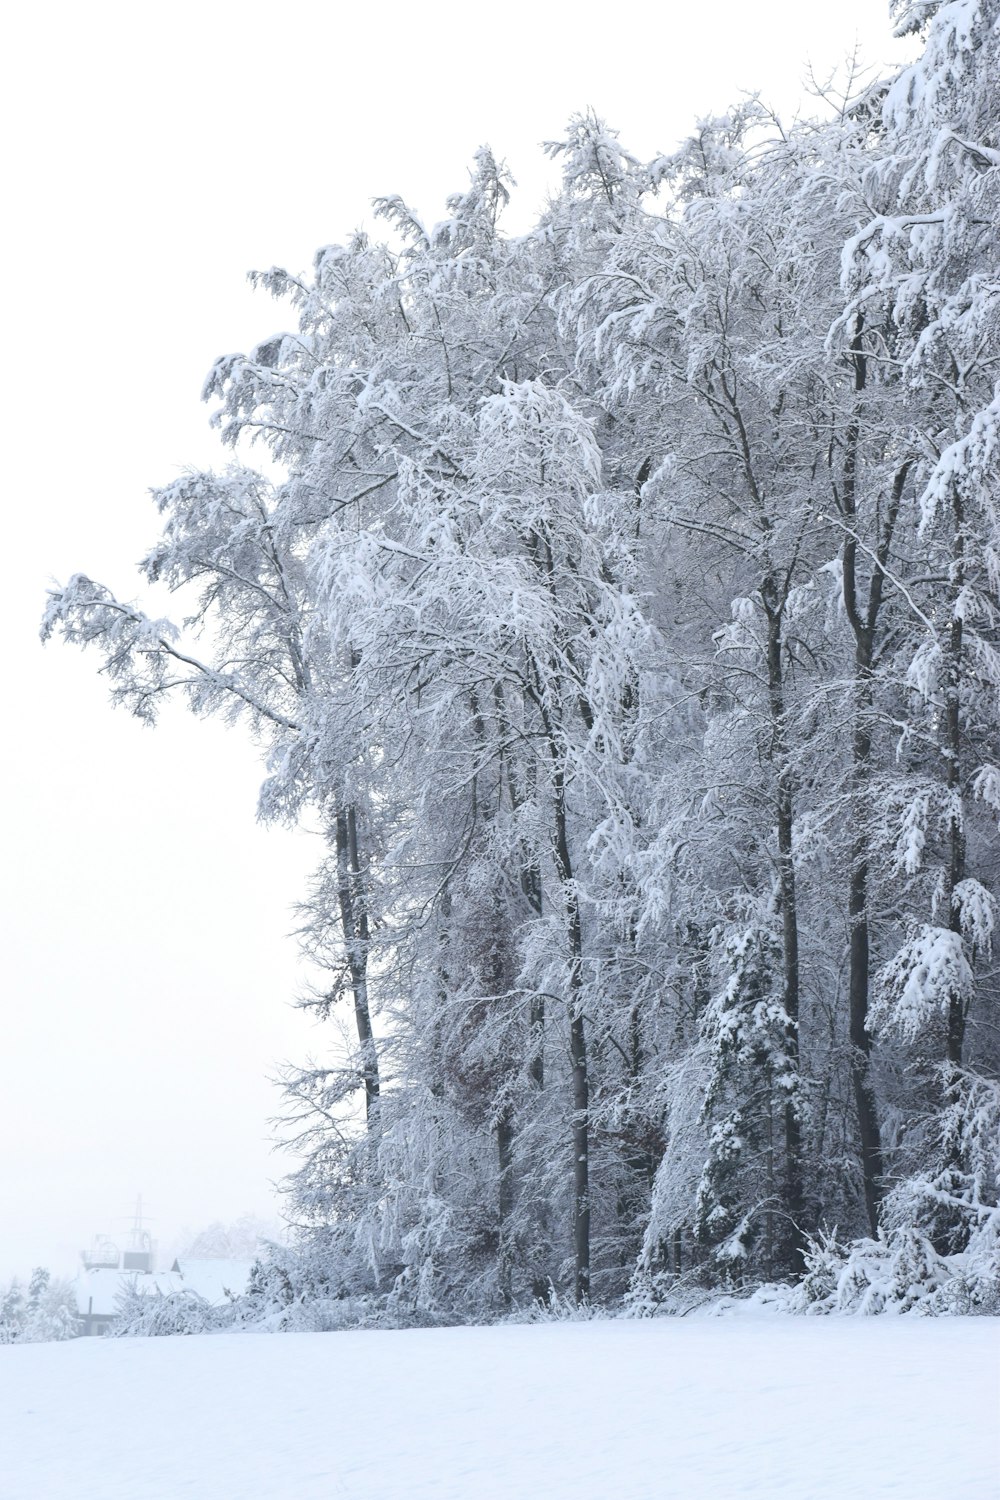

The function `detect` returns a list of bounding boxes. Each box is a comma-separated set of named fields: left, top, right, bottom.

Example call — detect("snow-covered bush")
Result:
left=787, top=1222, right=998, bottom=1317
left=516, top=1286, right=611, bottom=1323
left=111, top=1282, right=234, bottom=1337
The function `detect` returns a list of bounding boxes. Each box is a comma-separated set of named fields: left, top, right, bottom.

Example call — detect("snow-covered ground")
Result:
left=2, top=1316, right=996, bottom=1499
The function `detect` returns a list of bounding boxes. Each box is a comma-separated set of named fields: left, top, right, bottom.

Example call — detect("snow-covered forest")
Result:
left=44, top=0, right=1000, bottom=1322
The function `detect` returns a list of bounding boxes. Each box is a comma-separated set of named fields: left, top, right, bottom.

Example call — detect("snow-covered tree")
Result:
left=0, top=1270, right=77, bottom=1343
left=43, top=5, right=999, bottom=1318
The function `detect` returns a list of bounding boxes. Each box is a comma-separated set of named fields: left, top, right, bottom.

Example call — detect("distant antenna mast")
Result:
left=129, top=1194, right=151, bottom=1251
left=119, top=1194, right=156, bottom=1272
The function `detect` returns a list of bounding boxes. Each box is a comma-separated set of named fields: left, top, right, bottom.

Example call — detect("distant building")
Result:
left=74, top=1209, right=183, bottom=1336
left=72, top=1207, right=255, bottom=1336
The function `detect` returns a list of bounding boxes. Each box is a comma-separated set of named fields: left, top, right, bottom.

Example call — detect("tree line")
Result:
left=46, top=0, right=1000, bottom=1318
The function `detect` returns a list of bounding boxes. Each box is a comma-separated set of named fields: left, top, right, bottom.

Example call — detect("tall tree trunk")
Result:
left=494, top=683, right=546, bottom=1089
left=525, top=498, right=590, bottom=1300
left=845, top=665, right=884, bottom=1237
left=552, top=762, right=590, bottom=1303
left=763, top=593, right=805, bottom=1271
left=521, top=813, right=546, bottom=1089
left=837, top=324, right=905, bottom=1235
left=945, top=486, right=967, bottom=1069
left=473, top=684, right=522, bottom=1306
left=491, top=914, right=516, bottom=1306
left=331, top=645, right=381, bottom=1127
left=334, top=805, right=380, bottom=1125
left=497, top=1111, right=515, bottom=1306
left=614, top=928, right=656, bottom=1251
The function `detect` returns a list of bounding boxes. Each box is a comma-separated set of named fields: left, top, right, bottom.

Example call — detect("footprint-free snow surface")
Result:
left=2, top=1316, right=997, bottom=1499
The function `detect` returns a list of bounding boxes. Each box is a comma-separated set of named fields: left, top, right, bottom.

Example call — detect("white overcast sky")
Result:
left=0, top=0, right=911, bottom=1281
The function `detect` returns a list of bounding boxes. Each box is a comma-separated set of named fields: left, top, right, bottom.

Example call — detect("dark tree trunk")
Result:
left=763, top=594, right=806, bottom=1271
left=945, top=488, right=967, bottom=1069
left=471, top=684, right=522, bottom=1303
left=837, top=328, right=908, bottom=1234
left=494, top=683, right=546, bottom=1090
left=497, top=1106, right=515, bottom=1306
left=522, top=849, right=545, bottom=1090
left=553, top=763, right=590, bottom=1303
left=334, top=805, right=380, bottom=1125
left=845, top=669, right=885, bottom=1238
left=524, top=503, right=590, bottom=1300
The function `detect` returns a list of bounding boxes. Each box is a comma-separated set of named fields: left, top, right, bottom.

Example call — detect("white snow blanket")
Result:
left=2, top=1316, right=997, bottom=1499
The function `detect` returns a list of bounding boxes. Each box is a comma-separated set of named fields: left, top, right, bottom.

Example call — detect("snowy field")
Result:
left=2, top=1317, right=997, bottom=1500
